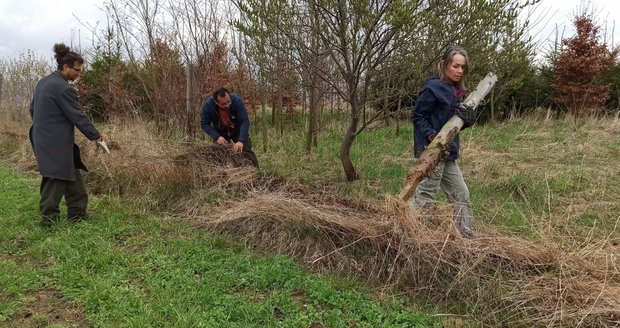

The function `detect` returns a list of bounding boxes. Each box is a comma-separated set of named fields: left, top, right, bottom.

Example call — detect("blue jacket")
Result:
left=200, top=94, right=250, bottom=142
left=412, top=75, right=462, bottom=160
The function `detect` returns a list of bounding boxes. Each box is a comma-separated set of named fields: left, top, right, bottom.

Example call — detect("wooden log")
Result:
left=399, top=72, right=498, bottom=202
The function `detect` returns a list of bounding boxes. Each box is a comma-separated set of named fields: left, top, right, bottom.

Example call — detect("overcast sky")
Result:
left=0, top=0, right=107, bottom=60
left=523, top=0, right=619, bottom=59
left=0, top=0, right=618, bottom=63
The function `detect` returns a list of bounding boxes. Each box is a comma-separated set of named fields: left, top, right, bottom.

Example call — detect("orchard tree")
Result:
left=382, top=0, right=537, bottom=122
left=234, top=0, right=327, bottom=153
left=236, top=0, right=537, bottom=180
left=236, top=0, right=426, bottom=181
left=552, top=14, right=619, bottom=116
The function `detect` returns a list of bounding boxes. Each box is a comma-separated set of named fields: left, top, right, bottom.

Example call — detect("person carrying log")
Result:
left=411, top=45, right=477, bottom=238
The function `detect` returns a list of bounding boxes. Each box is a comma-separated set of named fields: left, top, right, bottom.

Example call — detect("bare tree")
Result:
left=0, top=52, right=51, bottom=122
left=236, top=0, right=425, bottom=180
left=302, top=0, right=327, bottom=152
left=167, top=0, right=226, bottom=63
left=381, top=0, right=536, bottom=122
left=97, top=0, right=237, bottom=131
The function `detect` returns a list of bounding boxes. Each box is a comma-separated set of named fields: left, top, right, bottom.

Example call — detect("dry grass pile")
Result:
left=200, top=191, right=619, bottom=327
left=1, top=119, right=263, bottom=204
left=2, top=119, right=619, bottom=327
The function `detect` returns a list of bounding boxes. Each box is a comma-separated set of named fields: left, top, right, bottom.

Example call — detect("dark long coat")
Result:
left=29, top=71, right=100, bottom=181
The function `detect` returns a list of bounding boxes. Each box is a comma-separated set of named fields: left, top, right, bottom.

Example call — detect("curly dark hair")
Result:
left=53, top=43, right=84, bottom=70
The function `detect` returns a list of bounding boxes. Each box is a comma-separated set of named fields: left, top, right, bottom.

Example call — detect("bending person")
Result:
left=200, top=87, right=259, bottom=167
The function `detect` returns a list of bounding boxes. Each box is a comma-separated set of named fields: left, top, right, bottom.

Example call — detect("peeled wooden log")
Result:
left=399, top=72, right=498, bottom=202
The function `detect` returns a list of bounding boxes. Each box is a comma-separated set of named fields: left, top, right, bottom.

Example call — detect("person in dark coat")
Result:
left=29, top=43, right=104, bottom=227
left=200, top=87, right=259, bottom=167
left=411, top=45, right=476, bottom=237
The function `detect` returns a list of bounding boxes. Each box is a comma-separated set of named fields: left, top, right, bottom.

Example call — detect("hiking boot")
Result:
left=68, top=215, right=87, bottom=223
left=40, top=216, right=60, bottom=228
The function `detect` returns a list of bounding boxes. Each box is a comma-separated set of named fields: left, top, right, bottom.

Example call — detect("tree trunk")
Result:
left=490, top=90, right=495, bottom=121
left=278, top=92, right=284, bottom=136
left=260, top=91, right=268, bottom=153
left=306, top=85, right=317, bottom=153
left=302, top=90, right=306, bottom=118
left=395, top=98, right=401, bottom=136
left=383, top=92, right=391, bottom=127
left=399, top=73, right=497, bottom=201
left=312, top=100, right=319, bottom=148
left=270, top=84, right=276, bottom=127
left=0, top=73, right=3, bottom=107
left=340, top=96, right=360, bottom=181
left=185, top=63, right=195, bottom=139
left=340, top=127, right=358, bottom=181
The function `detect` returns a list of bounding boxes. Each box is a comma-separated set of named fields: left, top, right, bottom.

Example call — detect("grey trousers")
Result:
left=40, top=170, right=88, bottom=224
left=411, top=159, right=474, bottom=234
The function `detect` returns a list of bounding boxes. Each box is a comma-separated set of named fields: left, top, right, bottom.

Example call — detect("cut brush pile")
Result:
left=204, top=193, right=620, bottom=327
left=2, top=122, right=619, bottom=327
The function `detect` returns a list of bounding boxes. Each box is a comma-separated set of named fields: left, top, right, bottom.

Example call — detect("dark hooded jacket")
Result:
left=412, top=75, right=463, bottom=160
left=200, top=94, right=250, bottom=142
left=29, top=71, right=101, bottom=181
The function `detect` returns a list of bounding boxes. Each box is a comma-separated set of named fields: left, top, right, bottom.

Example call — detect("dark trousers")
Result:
left=221, top=135, right=259, bottom=168
left=40, top=170, right=88, bottom=224
left=238, top=137, right=259, bottom=168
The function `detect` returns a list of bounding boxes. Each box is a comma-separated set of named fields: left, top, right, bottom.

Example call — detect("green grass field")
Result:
left=0, top=166, right=437, bottom=327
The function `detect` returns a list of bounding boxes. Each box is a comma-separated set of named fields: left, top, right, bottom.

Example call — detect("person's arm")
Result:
left=412, top=87, right=438, bottom=141
left=200, top=100, right=221, bottom=140
left=234, top=96, right=250, bottom=142
left=58, top=87, right=101, bottom=140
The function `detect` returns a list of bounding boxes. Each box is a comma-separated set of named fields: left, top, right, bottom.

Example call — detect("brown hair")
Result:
left=212, top=87, right=230, bottom=100
left=53, top=43, right=84, bottom=70
left=437, top=45, right=469, bottom=91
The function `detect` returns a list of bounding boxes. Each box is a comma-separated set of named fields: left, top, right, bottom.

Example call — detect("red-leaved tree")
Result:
left=552, top=14, right=619, bottom=116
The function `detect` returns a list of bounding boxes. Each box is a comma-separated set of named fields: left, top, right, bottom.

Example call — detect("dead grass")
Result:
left=199, top=192, right=620, bottom=327
left=2, top=117, right=620, bottom=327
